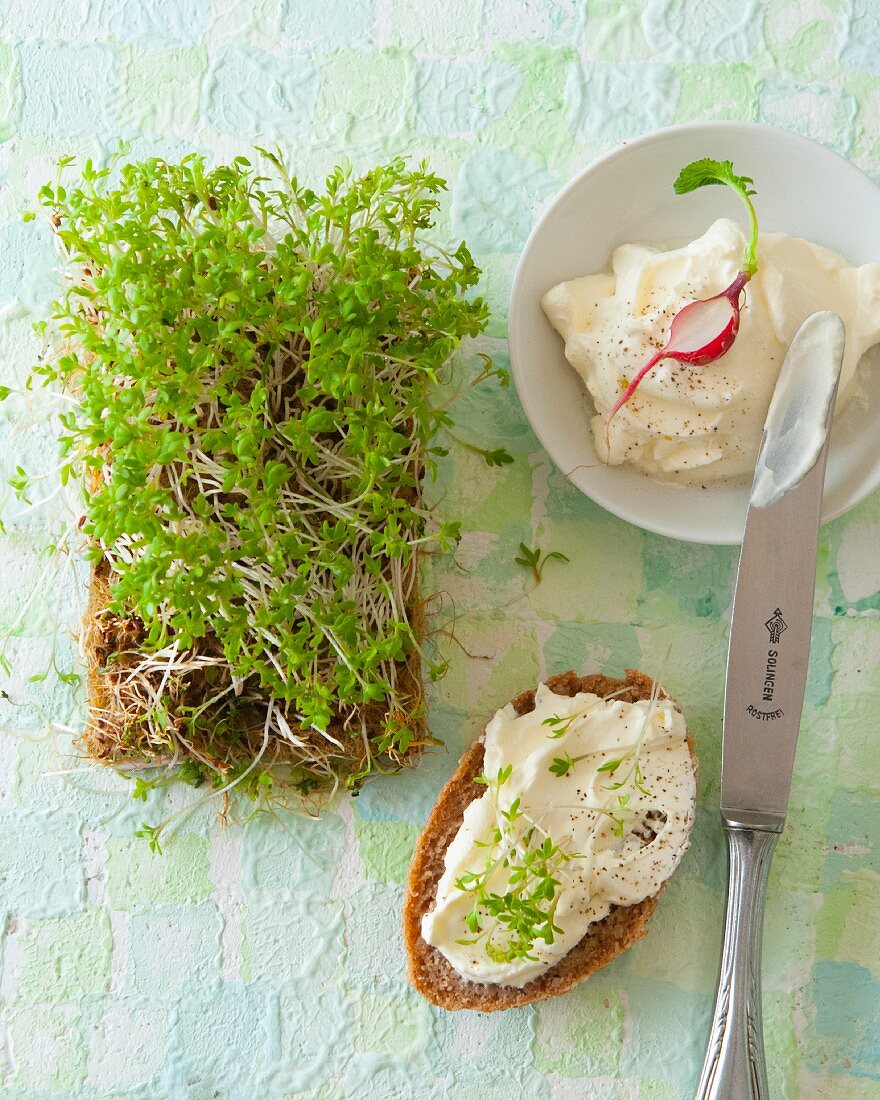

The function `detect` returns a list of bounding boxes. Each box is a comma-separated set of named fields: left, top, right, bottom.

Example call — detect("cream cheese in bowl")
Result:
left=508, top=121, right=880, bottom=543
left=542, top=218, right=880, bottom=485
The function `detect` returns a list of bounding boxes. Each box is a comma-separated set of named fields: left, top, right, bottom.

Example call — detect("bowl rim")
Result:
left=508, top=119, right=880, bottom=544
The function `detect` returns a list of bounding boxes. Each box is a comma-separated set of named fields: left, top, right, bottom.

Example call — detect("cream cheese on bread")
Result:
left=421, top=682, right=696, bottom=988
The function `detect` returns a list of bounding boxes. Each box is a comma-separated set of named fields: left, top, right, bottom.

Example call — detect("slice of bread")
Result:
left=403, top=669, right=696, bottom=1011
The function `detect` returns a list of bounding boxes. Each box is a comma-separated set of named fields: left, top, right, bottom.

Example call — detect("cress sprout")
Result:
left=12, top=149, right=501, bottom=818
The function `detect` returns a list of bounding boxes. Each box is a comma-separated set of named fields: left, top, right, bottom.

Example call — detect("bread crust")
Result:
left=403, top=669, right=696, bottom=1011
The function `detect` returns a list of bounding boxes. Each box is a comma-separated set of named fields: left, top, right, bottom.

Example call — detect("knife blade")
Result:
left=722, top=310, right=845, bottom=824
left=695, top=310, right=845, bottom=1100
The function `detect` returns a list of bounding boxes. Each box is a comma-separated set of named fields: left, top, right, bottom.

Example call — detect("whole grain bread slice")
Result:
left=403, top=669, right=696, bottom=1011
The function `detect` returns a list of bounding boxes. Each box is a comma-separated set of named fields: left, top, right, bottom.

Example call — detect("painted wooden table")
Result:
left=0, top=2, right=877, bottom=1096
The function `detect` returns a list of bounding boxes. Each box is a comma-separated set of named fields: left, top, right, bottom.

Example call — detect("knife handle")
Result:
left=694, top=818, right=781, bottom=1100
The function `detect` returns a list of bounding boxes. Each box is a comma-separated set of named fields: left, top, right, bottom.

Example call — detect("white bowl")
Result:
left=508, top=121, right=880, bottom=544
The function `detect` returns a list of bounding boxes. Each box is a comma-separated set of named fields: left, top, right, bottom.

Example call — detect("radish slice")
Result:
left=604, top=270, right=750, bottom=434
left=665, top=294, right=737, bottom=363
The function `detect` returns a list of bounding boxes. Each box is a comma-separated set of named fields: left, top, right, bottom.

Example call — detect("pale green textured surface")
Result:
left=1, top=1, right=879, bottom=1097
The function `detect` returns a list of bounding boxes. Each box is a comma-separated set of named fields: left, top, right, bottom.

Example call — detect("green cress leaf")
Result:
left=672, top=158, right=756, bottom=198
left=673, top=157, right=760, bottom=276
left=549, top=754, right=575, bottom=777
left=514, top=543, right=570, bottom=586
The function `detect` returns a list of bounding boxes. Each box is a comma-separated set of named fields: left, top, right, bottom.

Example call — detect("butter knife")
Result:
left=695, top=311, right=846, bottom=1100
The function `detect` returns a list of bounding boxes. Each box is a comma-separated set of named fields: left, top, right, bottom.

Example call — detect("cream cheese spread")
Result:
left=421, top=683, right=696, bottom=988
left=542, top=218, right=880, bottom=484
left=751, top=311, right=844, bottom=508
